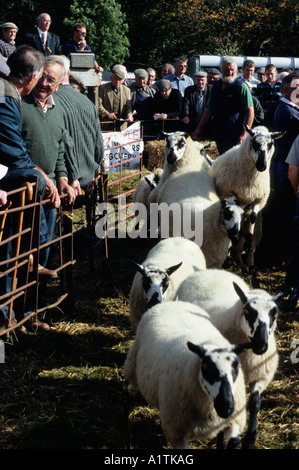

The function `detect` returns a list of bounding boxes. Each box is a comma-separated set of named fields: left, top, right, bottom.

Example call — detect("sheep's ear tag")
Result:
left=233, top=282, right=248, bottom=305
left=187, top=341, right=205, bottom=358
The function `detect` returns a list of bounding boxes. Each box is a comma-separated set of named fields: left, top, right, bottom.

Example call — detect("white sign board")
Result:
left=103, top=121, right=143, bottom=172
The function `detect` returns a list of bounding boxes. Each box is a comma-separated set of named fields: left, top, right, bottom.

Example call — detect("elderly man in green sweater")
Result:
left=52, top=55, right=104, bottom=198
left=21, top=55, right=76, bottom=270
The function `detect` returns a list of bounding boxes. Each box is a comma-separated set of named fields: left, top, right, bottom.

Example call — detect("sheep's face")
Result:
left=233, top=282, right=278, bottom=355
left=245, top=125, right=284, bottom=172
left=188, top=342, right=247, bottom=419
left=164, top=131, right=189, bottom=164
left=220, top=195, right=244, bottom=241
left=134, top=262, right=182, bottom=308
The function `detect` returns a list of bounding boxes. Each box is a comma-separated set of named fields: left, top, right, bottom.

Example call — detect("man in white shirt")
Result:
left=23, top=13, right=62, bottom=56
left=163, top=57, right=194, bottom=97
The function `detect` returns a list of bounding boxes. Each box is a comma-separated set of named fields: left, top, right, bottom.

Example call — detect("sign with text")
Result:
left=103, top=122, right=143, bottom=172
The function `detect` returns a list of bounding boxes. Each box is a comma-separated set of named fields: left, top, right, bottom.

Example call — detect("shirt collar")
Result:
left=37, top=27, right=47, bottom=39
left=32, top=93, right=55, bottom=112
left=281, top=96, right=299, bottom=109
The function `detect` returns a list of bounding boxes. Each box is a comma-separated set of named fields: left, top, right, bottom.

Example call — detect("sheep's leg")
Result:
left=242, top=390, right=261, bottom=449
left=216, top=431, right=225, bottom=449
left=244, top=205, right=260, bottom=260
left=225, top=423, right=242, bottom=449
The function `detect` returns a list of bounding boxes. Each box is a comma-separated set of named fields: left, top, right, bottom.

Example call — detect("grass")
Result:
left=0, top=168, right=298, bottom=450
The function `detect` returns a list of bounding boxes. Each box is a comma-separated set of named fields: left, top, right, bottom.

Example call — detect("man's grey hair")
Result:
left=37, top=13, right=51, bottom=21
left=221, top=56, right=238, bottom=71
left=44, top=55, right=69, bottom=83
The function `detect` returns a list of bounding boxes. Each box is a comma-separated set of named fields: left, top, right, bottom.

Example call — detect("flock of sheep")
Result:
left=122, top=127, right=286, bottom=449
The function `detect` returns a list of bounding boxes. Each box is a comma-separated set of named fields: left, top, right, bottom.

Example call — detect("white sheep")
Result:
left=148, top=132, right=211, bottom=206
left=123, top=300, right=250, bottom=449
left=176, top=268, right=285, bottom=448
left=150, top=156, right=246, bottom=267
left=129, top=237, right=206, bottom=332
left=209, top=125, right=284, bottom=258
left=201, top=195, right=248, bottom=268
left=133, top=168, right=163, bottom=208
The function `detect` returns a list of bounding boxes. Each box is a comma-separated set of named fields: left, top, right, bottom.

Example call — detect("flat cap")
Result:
left=206, top=68, right=220, bottom=74
left=257, top=67, right=265, bottom=74
left=2, top=22, right=18, bottom=31
left=157, top=79, right=171, bottom=91
left=194, top=70, right=207, bottom=77
left=69, top=73, right=86, bottom=91
left=112, top=64, right=127, bottom=79
left=134, top=68, right=148, bottom=78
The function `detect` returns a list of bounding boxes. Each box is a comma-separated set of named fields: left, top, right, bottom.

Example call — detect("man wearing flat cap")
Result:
left=128, top=68, right=156, bottom=120
left=182, top=71, right=211, bottom=134
left=152, top=79, right=182, bottom=132
left=0, top=22, right=18, bottom=58
left=98, top=64, right=133, bottom=131
left=206, top=68, right=220, bottom=85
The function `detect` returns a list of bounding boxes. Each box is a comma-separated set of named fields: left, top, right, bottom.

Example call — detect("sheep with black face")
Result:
left=176, top=268, right=286, bottom=448
left=129, top=237, right=206, bottom=332
left=124, top=300, right=250, bottom=449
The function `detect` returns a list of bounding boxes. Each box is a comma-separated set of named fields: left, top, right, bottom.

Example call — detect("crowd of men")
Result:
left=1, top=11, right=299, bottom=327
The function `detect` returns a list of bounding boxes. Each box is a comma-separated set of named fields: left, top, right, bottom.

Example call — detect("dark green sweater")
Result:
left=54, top=83, right=104, bottom=187
left=21, top=93, right=67, bottom=180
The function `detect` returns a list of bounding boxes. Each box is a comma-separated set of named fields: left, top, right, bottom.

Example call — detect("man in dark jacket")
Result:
left=193, top=57, right=254, bottom=155
left=22, top=13, right=62, bottom=56
left=152, top=79, right=182, bottom=133
left=182, top=71, right=211, bottom=134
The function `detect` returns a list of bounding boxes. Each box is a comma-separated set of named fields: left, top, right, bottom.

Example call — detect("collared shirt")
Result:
left=162, top=73, right=194, bottom=97
left=281, top=96, right=299, bottom=111
left=237, top=75, right=260, bottom=89
left=37, top=27, right=47, bottom=47
left=32, top=93, right=55, bottom=113
left=0, top=37, right=16, bottom=58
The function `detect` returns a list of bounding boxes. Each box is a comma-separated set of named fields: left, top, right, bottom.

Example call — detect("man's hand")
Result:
left=70, top=179, right=82, bottom=197
left=57, top=178, right=76, bottom=205
left=45, top=175, right=60, bottom=208
left=0, top=189, right=8, bottom=207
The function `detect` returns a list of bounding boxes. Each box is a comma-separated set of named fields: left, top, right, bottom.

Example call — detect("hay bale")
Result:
left=143, top=138, right=219, bottom=171
left=144, top=140, right=166, bottom=171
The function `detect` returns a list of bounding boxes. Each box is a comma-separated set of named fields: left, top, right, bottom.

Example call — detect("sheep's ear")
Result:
left=271, top=130, right=285, bottom=140
left=167, top=261, right=183, bottom=276
left=144, top=176, right=155, bottom=190
left=187, top=341, right=205, bottom=358
left=131, top=261, right=146, bottom=275
left=158, top=131, right=171, bottom=139
left=244, top=124, right=254, bottom=136
left=232, top=343, right=252, bottom=355
left=233, top=282, right=248, bottom=305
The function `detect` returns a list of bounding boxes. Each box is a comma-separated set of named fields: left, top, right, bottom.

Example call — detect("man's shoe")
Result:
left=38, top=264, right=58, bottom=279
left=10, top=318, right=27, bottom=333
left=26, top=317, right=50, bottom=331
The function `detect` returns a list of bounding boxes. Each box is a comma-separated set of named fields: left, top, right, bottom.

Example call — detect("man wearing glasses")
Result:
left=21, top=55, right=76, bottom=272
left=162, top=57, right=194, bottom=97
left=63, top=23, right=103, bottom=73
